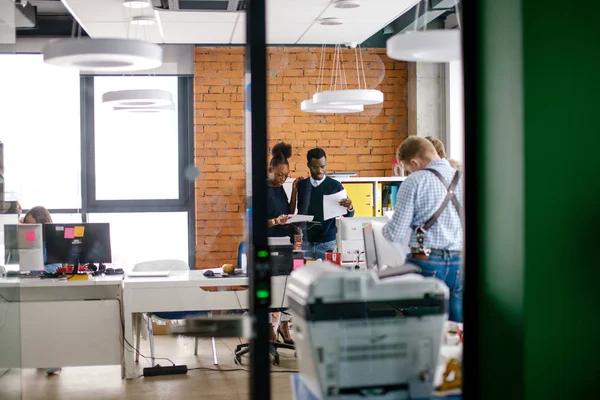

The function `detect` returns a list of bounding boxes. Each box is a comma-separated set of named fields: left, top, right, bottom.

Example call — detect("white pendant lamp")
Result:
left=313, top=89, right=383, bottom=106
left=130, top=16, right=157, bottom=26
left=386, top=0, right=461, bottom=63
left=42, top=38, right=162, bottom=72
left=301, top=99, right=363, bottom=114
left=310, top=44, right=383, bottom=108
left=387, top=30, right=461, bottom=63
left=301, top=44, right=382, bottom=113
left=113, top=104, right=176, bottom=113
left=102, top=89, right=173, bottom=108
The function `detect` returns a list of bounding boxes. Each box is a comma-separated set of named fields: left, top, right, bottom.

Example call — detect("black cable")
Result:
left=123, top=338, right=176, bottom=366
left=113, top=296, right=176, bottom=367
left=280, top=275, right=289, bottom=310
left=187, top=367, right=299, bottom=374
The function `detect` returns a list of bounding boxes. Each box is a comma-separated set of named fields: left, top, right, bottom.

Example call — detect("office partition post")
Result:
left=245, top=1, right=271, bottom=399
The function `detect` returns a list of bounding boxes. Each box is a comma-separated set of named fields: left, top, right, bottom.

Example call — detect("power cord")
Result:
left=187, top=367, right=299, bottom=374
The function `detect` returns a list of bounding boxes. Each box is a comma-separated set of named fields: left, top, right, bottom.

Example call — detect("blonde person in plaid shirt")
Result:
left=383, top=136, right=464, bottom=322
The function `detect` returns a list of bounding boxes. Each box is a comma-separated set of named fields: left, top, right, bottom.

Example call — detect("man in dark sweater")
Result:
left=291, top=148, right=354, bottom=260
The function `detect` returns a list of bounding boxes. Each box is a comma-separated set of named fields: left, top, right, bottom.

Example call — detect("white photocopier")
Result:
left=287, top=261, right=449, bottom=400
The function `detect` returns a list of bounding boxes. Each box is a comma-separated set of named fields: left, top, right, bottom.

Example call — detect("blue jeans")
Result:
left=302, top=239, right=337, bottom=261
left=406, top=253, right=463, bottom=322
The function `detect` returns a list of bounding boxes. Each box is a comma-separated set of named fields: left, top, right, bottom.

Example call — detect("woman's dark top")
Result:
left=267, top=184, right=293, bottom=239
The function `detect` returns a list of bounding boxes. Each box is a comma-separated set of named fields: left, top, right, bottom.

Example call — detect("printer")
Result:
left=287, top=262, right=449, bottom=400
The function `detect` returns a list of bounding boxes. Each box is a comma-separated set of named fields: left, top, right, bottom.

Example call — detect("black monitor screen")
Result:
left=43, top=223, right=112, bottom=265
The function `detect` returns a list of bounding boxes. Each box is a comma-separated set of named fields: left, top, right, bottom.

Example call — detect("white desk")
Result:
left=0, top=275, right=123, bottom=373
left=122, top=270, right=291, bottom=379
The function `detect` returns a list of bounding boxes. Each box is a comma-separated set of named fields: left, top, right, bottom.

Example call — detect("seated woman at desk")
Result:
left=267, top=142, right=294, bottom=345
left=24, top=206, right=61, bottom=274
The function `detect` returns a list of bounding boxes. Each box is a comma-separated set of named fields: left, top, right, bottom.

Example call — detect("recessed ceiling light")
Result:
left=42, top=38, right=162, bottom=72
left=334, top=0, right=361, bottom=9
left=130, top=16, right=157, bottom=26
left=319, top=17, right=343, bottom=26
left=123, top=0, right=151, bottom=9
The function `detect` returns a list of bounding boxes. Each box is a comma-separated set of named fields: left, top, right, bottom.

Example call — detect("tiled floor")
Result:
left=0, top=335, right=297, bottom=400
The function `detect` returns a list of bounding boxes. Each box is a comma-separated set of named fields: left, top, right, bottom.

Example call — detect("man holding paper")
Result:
left=292, top=148, right=354, bottom=260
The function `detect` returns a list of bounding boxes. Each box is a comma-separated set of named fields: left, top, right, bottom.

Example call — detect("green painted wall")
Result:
left=522, top=0, right=600, bottom=398
left=474, top=0, right=599, bottom=399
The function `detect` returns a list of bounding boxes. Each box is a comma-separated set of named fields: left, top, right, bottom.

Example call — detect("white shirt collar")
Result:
left=310, top=176, right=326, bottom=187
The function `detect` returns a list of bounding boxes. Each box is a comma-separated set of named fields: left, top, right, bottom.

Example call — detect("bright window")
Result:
left=87, top=212, right=188, bottom=268
left=0, top=54, right=81, bottom=210
left=93, top=76, right=179, bottom=201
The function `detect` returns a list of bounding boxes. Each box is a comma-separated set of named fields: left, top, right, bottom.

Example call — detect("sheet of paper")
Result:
left=25, top=230, right=36, bottom=242
left=323, top=189, right=349, bottom=221
left=64, top=227, right=75, bottom=239
left=74, top=226, right=85, bottom=237
left=285, top=214, right=314, bottom=224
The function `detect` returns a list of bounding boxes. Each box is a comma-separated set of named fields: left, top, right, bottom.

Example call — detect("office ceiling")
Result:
left=56, top=0, right=418, bottom=45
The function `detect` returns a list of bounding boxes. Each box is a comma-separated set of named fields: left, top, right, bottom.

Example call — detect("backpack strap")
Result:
left=412, top=169, right=463, bottom=255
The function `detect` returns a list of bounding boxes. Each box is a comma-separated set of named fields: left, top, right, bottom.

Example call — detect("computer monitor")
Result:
left=4, top=223, right=44, bottom=271
left=337, top=216, right=389, bottom=241
left=0, top=214, right=19, bottom=263
left=362, top=223, right=378, bottom=270
left=43, top=223, right=112, bottom=266
left=337, top=216, right=389, bottom=263
left=370, top=220, right=408, bottom=269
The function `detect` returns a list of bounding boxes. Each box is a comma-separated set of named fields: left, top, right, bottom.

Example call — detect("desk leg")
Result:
left=123, top=291, right=135, bottom=379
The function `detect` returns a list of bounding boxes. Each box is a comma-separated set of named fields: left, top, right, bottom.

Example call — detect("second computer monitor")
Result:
left=4, top=223, right=44, bottom=271
left=363, top=220, right=408, bottom=269
left=44, top=223, right=112, bottom=265
left=338, top=216, right=389, bottom=242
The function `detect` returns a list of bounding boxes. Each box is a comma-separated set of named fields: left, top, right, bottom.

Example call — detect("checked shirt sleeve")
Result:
left=383, top=177, right=417, bottom=243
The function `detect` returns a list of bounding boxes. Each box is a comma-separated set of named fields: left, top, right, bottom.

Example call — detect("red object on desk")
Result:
left=325, top=251, right=342, bottom=266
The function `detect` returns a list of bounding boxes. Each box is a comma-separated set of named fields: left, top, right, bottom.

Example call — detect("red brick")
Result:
left=195, top=46, right=408, bottom=266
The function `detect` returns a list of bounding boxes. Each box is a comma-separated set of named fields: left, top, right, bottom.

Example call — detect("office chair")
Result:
left=132, top=259, right=219, bottom=366
left=232, top=242, right=296, bottom=366
left=233, top=313, right=296, bottom=366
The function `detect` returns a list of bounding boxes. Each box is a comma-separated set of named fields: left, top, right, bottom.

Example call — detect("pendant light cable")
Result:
left=317, top=44, right=326, bottom=93
left=354, top=46, right=361, bottom=90
left=358, top=44, right=367, bottom=90
left=414, top=0, right=421, bottom=32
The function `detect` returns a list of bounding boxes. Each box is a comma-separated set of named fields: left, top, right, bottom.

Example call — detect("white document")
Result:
left=285, top=214, right=314, bottom=224
left=323, top=189, right=349, bottom=221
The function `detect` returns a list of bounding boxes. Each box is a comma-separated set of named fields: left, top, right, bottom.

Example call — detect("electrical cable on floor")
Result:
left=187, top=367, right=299, bottom=374
left=122, top=337, right=176, bottom=366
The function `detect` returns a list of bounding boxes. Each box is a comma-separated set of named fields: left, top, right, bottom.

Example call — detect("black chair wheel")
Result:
left=294, top=351, right=297, bottom=358
left=272, top=356, right=280, bottom=366
left=235, top=356, right=243, bottom=365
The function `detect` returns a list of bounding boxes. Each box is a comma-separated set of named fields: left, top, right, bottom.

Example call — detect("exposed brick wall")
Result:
left=194, top=47, right=407, bottom=269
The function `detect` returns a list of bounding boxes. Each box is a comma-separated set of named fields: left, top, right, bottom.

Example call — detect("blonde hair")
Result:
left=397, top=136, right=438, bottom=163
left=449, top=159, right=461, bottom=170
left=424, top=136, right=447, bottom=159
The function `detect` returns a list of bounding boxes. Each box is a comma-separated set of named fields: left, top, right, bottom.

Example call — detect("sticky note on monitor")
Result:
left=74, top=226, right=85, bottom=237
left=64, top=227, right=75, bottom=239
left=25, top=230, right=36, bottom=242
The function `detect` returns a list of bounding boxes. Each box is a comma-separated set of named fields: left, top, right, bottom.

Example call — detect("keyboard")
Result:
left=126, top=271, right=171, bottom=278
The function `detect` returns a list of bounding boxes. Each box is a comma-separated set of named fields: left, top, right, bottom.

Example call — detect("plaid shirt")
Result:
left=382, top=159, right=463, bottom=251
